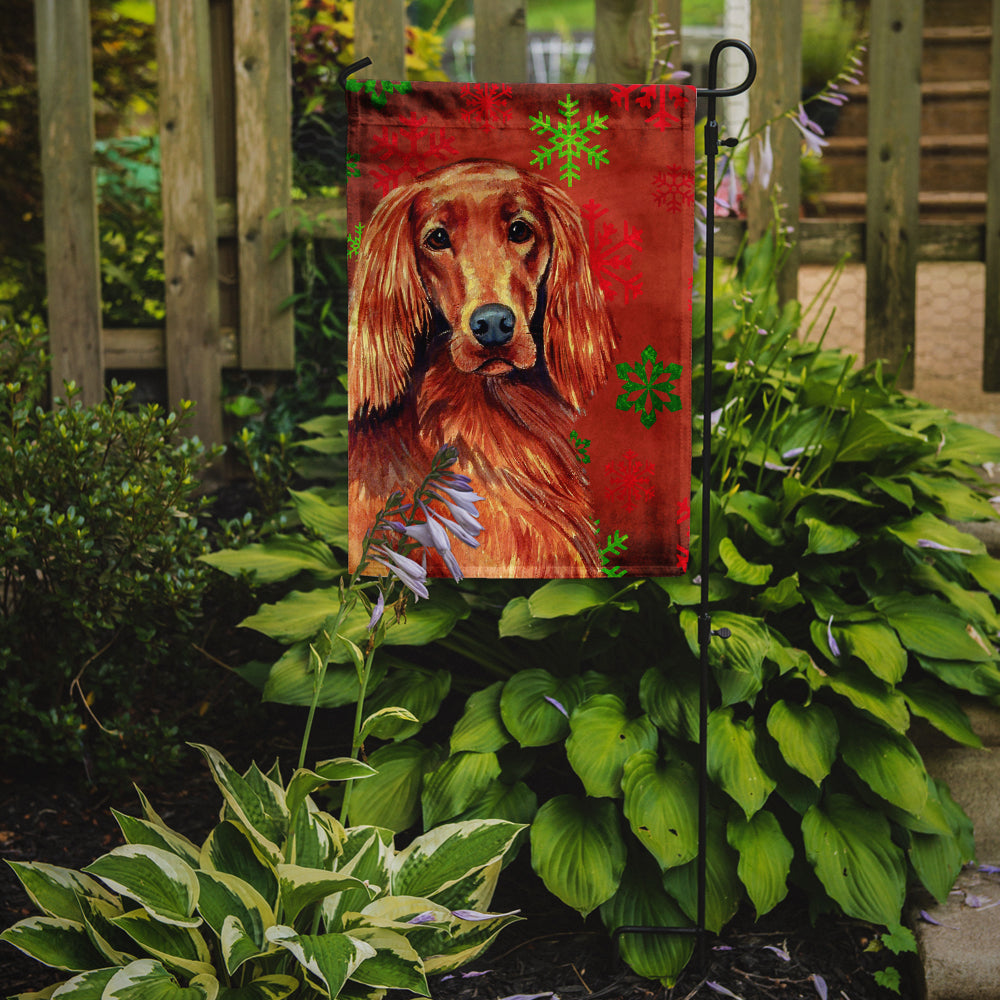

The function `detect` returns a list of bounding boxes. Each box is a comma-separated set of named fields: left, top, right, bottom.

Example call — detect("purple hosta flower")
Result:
left=407, top=911, right=438, bottom=925
left=827, top=615, right=841, bottom=658
left=441, top=970, right=493, bottom=982
left=544, top=695, right=569, bottom=718
left=917, top=538, right=973, bottom=555
left=707, top=983, right=742, bottom=999
left=367, top=590, right=385, bottom=631
left=811, top=974, right=828, bottom=1000
left=715, top=157, right=741, bottom=215
left=747, top=124, right=774, bottom=191
left=451, top=908, right=521, bottom=921
left=979, top=864, right=1000, bottom=874
left=763, top=944, right=791, bottom=962
left=424, top=496, right=481, bottom=549
left=791, top=104, right=828, bottom=156
left=370, top=544, right=429, bottom=600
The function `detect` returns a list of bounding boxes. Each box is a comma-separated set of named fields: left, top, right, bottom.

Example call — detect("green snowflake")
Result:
left=600, top=529, right=629, bottom=578
left=347, top=222, right=365, bottom=258
left=345, top=78, right=413, bottom=108
left=615, top=344, right=683, bottom=428
left=346, top=152, right=360, bottom=178
left=570, top=429, right=591, bottom=464
left=530, top=94, right=609, bottom=188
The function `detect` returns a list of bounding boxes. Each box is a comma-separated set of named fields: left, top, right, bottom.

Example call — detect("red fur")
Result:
left=349, top=159, right=618, bottom=577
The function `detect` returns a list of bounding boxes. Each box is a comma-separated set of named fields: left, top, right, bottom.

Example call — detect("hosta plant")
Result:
left=1, top=744, right=523, bottom=999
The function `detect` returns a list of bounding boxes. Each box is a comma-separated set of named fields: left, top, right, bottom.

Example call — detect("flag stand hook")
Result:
left=612, top=37, right=756, bottom=974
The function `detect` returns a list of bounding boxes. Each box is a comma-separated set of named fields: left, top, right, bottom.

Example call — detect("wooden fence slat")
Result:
left=594, top=0, right=651, bottom=84
left=473, top=0, right=527, bottom=82
left=157, top=0, right=223, bottom=445
left=34, top=0, right=103, bottom=405
left=746, top=0, right=802, bottom=304
left=233, top=0, right=294, bottom=370
left=864, top=0, right=923, bottom=390
left=983, top=0, right=1000, bottom=389
left=354, top=0, right=406, bottom=79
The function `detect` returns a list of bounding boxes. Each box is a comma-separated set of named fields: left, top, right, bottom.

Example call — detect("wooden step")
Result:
left=922, top=25, right=993, bottom=83
left=813, top=190, right=987, bottom=222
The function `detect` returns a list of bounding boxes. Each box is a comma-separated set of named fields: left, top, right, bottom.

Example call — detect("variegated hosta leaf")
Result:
left=44, top=966, right=118, bottom=997
left=565, top=695, right=658, bottom=799
left=4, top=861, right=118, bottom=922
left=621, top=751, right=699, bottom=871
left=421, top=752, right=501, bottom=829
left=838, top=718, right=929, bottom=817
left=420, top=860, right=501, bottom=918
left=200, top=822, right=278, bottom=910
left=361, top=667, right=451, bottom=741
left=276, top=864, right=375, bottom=925
left=102, top=958, right=218, bottom=999
left=110, top=908, right=214, bottom=979
left=600, top=854, right=694, bottom=987
left=265, top=925, right=375, bottom=998
left=727, top=810, right=793, bottom=917
left=77, top=894, right=135, bottom=966
left=421, top=906, right=523, bottom=975
left=83, top=845, right=200, bottom=928
left=195, top=871, right=274, bottom=974
left=214, top=974, right=300, bottom=1000
left=529, top=795, right=626, bottom=917
left=706, top=707, right=776, bottom=818
left=499, top=669, right=585, bottom=747
left=112, top=811, right=201, bottom=868
left=450, top=682, right=511, bottom=754
left=802, top=793, right=906, bottom=926
left=322, top=829, right=393, bottom=931
left=344, top=926, right=429, bottom=995
left=285, top=760, right=375, bottom=824
left=0, top=916, right=107, bottom=971
left=391, top=820, right=524, bottom=901
left=765, top=700, right=838, bottom=786
left=191, top=746, right=288, bottom=863
left=288, top=802, right=343, bottom=870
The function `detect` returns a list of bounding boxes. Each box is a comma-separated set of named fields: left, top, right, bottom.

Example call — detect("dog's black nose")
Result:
left=470, top=304, right=515, bottom=346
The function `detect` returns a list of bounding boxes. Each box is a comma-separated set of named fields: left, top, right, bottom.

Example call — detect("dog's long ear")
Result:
left=349, top=182, right=430, bottom=417
left=537, top=177, right=618, bottom=412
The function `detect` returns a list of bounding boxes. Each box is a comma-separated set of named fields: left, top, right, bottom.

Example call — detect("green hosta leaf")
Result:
left=901, top=680, right=982, bottom=748
left=277, top=865, right=374, bottom=925
left=835, top=621, right=907, bottom=684
left=967, top=553, right=1000, bottom=597
left=421, top=751, right=502, bottom=828
left=803, top=517, right=859, bottom=556
left=661, top=811, right=741, bottom=933
left=499, top=670, right=584, bottom=747
left=906, top=472, right=998, bottom=522
left=346, top=926, right=428, bottom=994
left=190, top=746, right=287, bottom=863
left=621, top=751, right=698, bottom=870
left=216, top=975, right=299, bottom=1000
left=809, top=661, right=910, bottom=732
left=453, top=779, right=538, bottom=827
left=83, top=846, right=200, bottom=928
left=4, top=862, right=118, bottom=922
left=112, top=812, right=201, bottom=868
left=195, top=871, right=273, bottom=974
left=886, top=512, right=985, bottom=556
left=724, top=490, right=784, bottom=545
left=362, top=667, right=451, bottom=740
left=260, top=643, right=386, bottom=709
left=910, top=562, right=1000, bottom=632
left=498, top=596, right=565, bottom=639
left=288, top=488, right=349, bottom=546
left=835, top=410, right=927, bottom=463
left=393, top=820, right=524, bottom=900
left=347, top=740, right=442, bottom=832
left=450, top=682, right=511, bottom=754
left=935, top=421, right=1000, bottom=465
left=0, top=916, right=107, bottom=971
left=909, top=826, right=965, bottom=905
left=530, top=795, right=626, bottom=917
left=727, top=811, right=793, bottom=918
left=765, top=700, right=838, bottom=786
left=111, top=908, right=214, bottom=977
left=802, top=793, right=906, bottom=926
left=265, top=926, right=375, bottom=997
left=653, top=573, right=738, bottom=606
left=916, top=655, right=1000, bottom=697
left=755, top=573, right=804, bottom=614
left=639, top=663, right=698, bottom=742
left=839, top=718, right=929, bottom=816
left=874, top=594, right=995, bottom=662
left=527, top=578, right=617, bottom=617
left=103, top=959, right=218, bottom=999
left=600, top=854, right=694, bottom=987
left=200, top=822, right=278, bottom=910
left=200, top=535, right=341, bottom=584
left=566, top=695, right=658, bottom=798
left=680, top=610, right=770, bottom=706
left=707, top=708, right=776, bottom=818
left=866, top=474, right=914, bottom=509
left=718, top=537, right=772, bottom=585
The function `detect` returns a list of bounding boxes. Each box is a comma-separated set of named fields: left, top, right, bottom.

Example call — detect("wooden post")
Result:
left=34, top=0, right=104, bottom=405
left=473, top=0, right=527, bottom=82
left=354, top=0, right=406, bottom=80
left=864, top=0, right=923, bottom=390
left=157, top=0, right=223, bottom=445
left=233, top=0, right=294, bottom=369
left=746, top=0, right=801, bottom=305
left=594, top=0, right=651, bottom=84
left=983, top=0, right=1000, bottom=390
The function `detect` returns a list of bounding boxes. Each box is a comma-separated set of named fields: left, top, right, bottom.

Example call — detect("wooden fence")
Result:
left=33, top=0, right=1000, bottom=445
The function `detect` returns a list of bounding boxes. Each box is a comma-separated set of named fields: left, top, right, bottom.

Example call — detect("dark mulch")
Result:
left=1, top=750, right=915, bottom=1000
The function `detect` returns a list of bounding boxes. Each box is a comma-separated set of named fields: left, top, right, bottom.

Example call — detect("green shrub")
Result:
left=0, top=317, right=221, bottom=783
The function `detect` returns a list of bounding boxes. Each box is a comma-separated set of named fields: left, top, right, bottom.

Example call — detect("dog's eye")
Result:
left=508, top=220, right=533, bottom=244
left=424, top=228, right=451, bottom=251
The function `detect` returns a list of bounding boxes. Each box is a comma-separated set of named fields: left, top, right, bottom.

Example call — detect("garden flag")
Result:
left=347, top=80, right=695, bottom=579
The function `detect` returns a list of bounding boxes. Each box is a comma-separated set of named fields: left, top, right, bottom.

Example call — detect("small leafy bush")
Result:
left=1, top=743, right=523, bottom=998
left=0, top=317, right=219, bottom=782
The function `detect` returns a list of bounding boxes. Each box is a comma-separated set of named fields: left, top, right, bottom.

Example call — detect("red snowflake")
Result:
left=460, top=83, right=512, bottom=128
left=370, top=112, right=459, bottom=195
left=611, top=84, right=689, bottom=130
left=676, top=544, right=690, bottom=573
left=580, top=200, right=643, bottom=304
left=653, top=166, right=695, bottom=212
left=676, top=497, right=691, bottom=525
left=604, top=449, right=655, bottom=512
